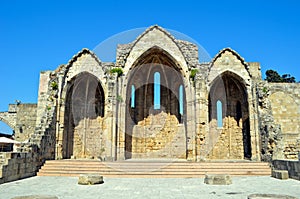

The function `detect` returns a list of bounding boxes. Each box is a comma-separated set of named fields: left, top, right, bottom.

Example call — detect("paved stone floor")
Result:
left=0, top=176, right=299, bottom=199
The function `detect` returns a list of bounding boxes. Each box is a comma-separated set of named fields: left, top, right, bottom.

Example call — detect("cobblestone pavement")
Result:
left=0, top=176, right=299, bottom=199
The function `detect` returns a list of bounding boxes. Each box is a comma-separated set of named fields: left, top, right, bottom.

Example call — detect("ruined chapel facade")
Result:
left=1, top=26, right=300, bottom=167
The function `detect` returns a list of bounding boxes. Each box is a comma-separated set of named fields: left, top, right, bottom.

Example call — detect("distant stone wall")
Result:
left=0, top=103, right=37, bottom=142
left=268, top=83, right=300, bottom=160
left=14, top=104, right=37, bottom=142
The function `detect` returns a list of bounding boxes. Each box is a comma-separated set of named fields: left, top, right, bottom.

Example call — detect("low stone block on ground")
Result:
left=78, top=174, right=104, bottom=185
left=204, top=174, right=232, bottom=185
left=271, top=169, right=289, bottom=180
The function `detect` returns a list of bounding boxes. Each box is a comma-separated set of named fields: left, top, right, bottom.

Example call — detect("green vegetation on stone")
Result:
left=110, top=67, right=123, bottom=77
left=190, top=68, right=198, bottom=80
left=51, top=81, right=58, bottom=90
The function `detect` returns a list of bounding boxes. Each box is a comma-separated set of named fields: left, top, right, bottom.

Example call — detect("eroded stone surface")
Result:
left=131, top=112, right=186, bottom=159
left=204, top=174, right=232, bottom=185
left=78, top=174, right=104, bottom=185
left=272, top=169, right=289, bottom=180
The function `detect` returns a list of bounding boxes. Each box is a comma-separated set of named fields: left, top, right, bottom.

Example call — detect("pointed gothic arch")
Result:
left=208, top=71, right=251, bottom=159
left=123, top=26, right=189, bottom=78
left=62, top=72, right=105, bottom=159
left=125, top=47, right=187, bottom=159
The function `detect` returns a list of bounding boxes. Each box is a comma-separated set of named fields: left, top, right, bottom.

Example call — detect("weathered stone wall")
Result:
left=116, top=43, right=133, bottom=68
left=0, top=152, right=39, bottom=184
left=272, top=156, right=300, bottom=180
left=256, top=81, right=285, bottom=161
left=268, top=83, right=300, bottom=160
left=71, top=117, right=107, bottom=159
left=28, top=70, right=58, bottom=160
left=194, top=68, right=209, bottom=161
left=14, top=104, right=37, bottom=142
left=0, top=70, right=57, bottom=184
left=248, top=62, right=262, bottom=80
left=207, top=117, right=244, bottom=159
left=0, top=103, right=37, bottom=142
left=131, top=112, right=186, bottom=159
left=176, top=40, right=199, bottom=68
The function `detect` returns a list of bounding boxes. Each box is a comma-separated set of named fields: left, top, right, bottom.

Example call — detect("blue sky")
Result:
left=0, top=0, right=299, bottom=133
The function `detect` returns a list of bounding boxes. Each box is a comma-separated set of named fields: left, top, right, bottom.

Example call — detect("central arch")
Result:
left=125, top=47, right=187, bottom=159
left=63, top=72, right=105, bottom=159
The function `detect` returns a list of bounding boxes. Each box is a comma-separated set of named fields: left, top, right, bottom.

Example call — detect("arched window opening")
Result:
left=236, top=101, right=242, bottom=126
left=217, top=100, right=223, bottom=128
left=179, top=85, right=183, bottom=115
left=154, top=72, right=160, bottom=109
left=131, top=85, right=135, bottom=108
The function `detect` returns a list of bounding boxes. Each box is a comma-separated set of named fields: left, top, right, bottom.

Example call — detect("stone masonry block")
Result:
left=272, top=169, right=289, bottom=180
left=78, top=174, right=104, bottom=185
left=204, top=174, right=232, bottom=185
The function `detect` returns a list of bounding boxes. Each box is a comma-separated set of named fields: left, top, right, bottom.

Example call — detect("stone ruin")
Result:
left=0, top=25, right=299, bottom=183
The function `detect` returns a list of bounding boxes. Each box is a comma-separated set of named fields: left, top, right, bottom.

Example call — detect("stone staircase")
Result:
left=37, top=160, right=271, bottom=178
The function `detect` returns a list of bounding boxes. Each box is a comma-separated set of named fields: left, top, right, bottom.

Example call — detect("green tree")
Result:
left=265, top=69, right=296, bottom=83
left=265, top=70, right=282, bottom=82
left=281, top=74, right=296, bottom=83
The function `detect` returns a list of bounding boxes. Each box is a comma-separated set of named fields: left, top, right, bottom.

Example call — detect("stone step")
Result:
left=37, top=172, right=270, bottom=178
left=37, top=169, right=271, bottom=175
left=42, top=160, right=270, bottom=167
left=40, top=167, right=271, bottom=172
left=41, top=164, right=270, bottom=170
left=37, top=160, right=271, bottom=178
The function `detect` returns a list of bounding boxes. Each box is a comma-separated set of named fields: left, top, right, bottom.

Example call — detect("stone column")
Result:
left=248, top=84, right=261, bottom=161
left=117, top=75, right=126, bottom=160
left=185, top=79, right=196, bottom=161
left=106, top=73, right=118, bottom=161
